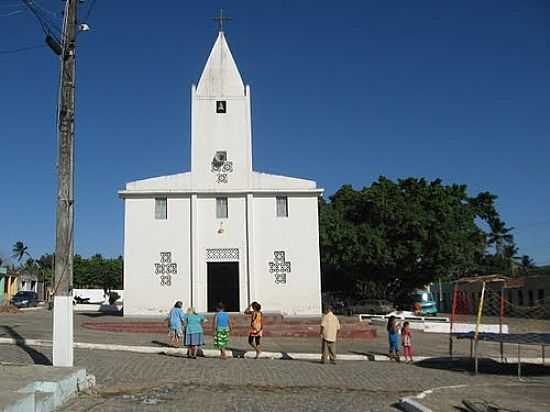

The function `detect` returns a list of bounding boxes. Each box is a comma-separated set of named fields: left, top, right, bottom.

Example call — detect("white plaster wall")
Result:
left=191, top=91, right=252, bottom=190
left=124, top=197, right=191, bottom=315
left=194, top=195, right=248, bottom=312
left=73, top=289, right=124, bottom=303
left=252, top=195, right=322, bottom=315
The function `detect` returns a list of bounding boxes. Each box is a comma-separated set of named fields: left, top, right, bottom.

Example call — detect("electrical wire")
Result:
left=0, top=9, right=22, bottom=16
left=0, top=44, right=45, bottom=55
left=21, top=0, right=61, bottom=38
left=82, top=0, right=97, bottom=22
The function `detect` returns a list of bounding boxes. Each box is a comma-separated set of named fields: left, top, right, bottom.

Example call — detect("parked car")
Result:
left=11, top=291, right=39, bottom=308
left=347, top=299, right=394, bottom=315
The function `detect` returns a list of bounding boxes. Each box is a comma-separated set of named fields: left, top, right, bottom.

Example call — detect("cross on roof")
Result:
left=213, top=9, right=232, bottom=32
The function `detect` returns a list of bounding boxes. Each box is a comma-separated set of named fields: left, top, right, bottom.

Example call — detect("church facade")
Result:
left=119, top=30, right=322, bottom=316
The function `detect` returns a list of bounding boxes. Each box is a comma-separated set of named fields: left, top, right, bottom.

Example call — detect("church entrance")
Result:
left=207, top=262, right=239, bottom=312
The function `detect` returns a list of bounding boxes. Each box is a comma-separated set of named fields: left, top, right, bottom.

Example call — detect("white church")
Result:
left=119, top=28, right=323, bottom=316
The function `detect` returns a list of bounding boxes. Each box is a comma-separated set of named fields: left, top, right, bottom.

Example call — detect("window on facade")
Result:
left=155, top=197, right=167, bottom=220
left=518, top=290, right=524, bottom=306
left=216, top=197, right=228, bottom=219
left=216, top=100, right=227, bottom=113
left=528, top=290, right=534, bottom=306
left=276, top=196, right=288, bottom=217
left=507, top=290, right=513, bottom=304
left=538, top=289, right=545, bottom=304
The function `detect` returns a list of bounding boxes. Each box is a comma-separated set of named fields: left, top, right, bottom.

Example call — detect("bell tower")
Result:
left=191, top=28, right=252, bottom=188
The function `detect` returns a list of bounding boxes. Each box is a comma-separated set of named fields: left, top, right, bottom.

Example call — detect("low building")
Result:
left=432, top=274, right=550, bottom=315
left=1, top=267, right=19, bottom=304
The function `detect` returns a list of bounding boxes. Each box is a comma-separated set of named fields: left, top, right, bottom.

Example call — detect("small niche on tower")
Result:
left=216, top=100, right=227, bottom=113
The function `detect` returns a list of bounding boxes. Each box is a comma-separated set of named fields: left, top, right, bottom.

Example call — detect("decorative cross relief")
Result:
left=211, top=153, right=233, bottom=183
left=154, top=252, right=177, bottom=286
left=269, top=251, right=291, bottom=285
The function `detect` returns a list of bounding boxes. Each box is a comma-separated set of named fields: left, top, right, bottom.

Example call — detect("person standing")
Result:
left=213, top=302, right=232, bottom=360
left=245, top=301, right=263, bottom=359
left=320, top=305, right=341, bottom=364
left=167, top=301, right=185, bottom=348
left=387, top=315, right=400, bottom=362
left=401, top=321, right=413, bottom=363
left=184, top=307, right=206, bottom=359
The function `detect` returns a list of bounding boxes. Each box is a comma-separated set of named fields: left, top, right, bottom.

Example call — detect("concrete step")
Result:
left=0, top=365, right=92, bottom=412
left=81, top=319, right=377, bottom=339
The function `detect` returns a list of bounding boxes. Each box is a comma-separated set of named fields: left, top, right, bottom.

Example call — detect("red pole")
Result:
left=499, top=287, right=505, bottom=361
left=449, top=286, right=458, bottom=357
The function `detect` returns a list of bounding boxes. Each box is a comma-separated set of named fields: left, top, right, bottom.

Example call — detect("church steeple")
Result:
left=196, top=31, right=245, bottom=97
left=191, top=23, right=252, bottom=188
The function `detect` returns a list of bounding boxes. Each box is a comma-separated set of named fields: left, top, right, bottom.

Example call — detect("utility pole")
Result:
left=53, top=0, right=78, bottom=368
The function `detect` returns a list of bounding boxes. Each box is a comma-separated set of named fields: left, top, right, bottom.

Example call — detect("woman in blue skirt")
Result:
left=184, top=307, right=206, bottom=358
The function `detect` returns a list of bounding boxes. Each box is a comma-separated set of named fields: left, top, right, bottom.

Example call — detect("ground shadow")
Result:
left=415, top=356, right=550, bottom=377
left=1, top=326, right=51, bottom=365
left=79, top=312, right=123, bottom=318
left=350, top=350, right=378, bottom=361
left=151, top=340, right=173, bottom=348
left=227, top=347, right=247, bottom=358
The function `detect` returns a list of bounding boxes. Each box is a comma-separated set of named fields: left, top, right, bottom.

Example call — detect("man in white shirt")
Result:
left=320, top=305, right=341, bottom=364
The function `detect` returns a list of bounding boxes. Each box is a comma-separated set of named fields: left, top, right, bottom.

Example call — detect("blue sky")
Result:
left=1, top=1, right=549, bottom=264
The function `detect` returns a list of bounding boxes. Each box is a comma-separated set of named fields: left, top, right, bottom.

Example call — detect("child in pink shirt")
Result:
left=401, top=321, right=413, bottom=363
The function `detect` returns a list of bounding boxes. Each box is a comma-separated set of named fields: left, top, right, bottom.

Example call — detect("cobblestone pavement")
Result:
left=1, top=310, right=545, bottom=359
left=2, top=343, right=548, bottom=411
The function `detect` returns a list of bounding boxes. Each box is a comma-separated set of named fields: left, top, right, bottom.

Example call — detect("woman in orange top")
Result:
left=245, top=301, right=263, bottom=359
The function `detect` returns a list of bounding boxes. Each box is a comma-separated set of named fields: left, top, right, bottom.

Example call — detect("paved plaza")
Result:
left=1, top=310, right=547, bottom=359
left=1, top=309, right=549, bottom=411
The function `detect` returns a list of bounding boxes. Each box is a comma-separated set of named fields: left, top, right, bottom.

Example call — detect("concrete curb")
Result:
left=0, top=365, right=93, bottom=412
left=0, top=338, right=545, bottom=363
left=399, top=398, right=433, bottom=412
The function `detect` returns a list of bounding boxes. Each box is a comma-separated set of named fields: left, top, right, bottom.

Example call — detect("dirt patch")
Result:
left=0, top=304, right=21, bottom=314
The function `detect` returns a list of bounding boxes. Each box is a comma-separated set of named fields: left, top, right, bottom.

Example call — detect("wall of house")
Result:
left=123, top=196, right=192, bottom=316
left=73, top=289, right=124, bottom=303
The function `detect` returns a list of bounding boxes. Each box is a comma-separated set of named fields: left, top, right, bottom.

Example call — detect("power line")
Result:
left=22, top=0, right=61, bottom=38
left=0, top=9, right=22, bottom=16
left=0, top=44, right=45, bottom=55
left=82, top=0, right=97, bottom=22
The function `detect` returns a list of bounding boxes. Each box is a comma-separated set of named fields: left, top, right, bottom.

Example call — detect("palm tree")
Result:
left=502, top=244, right=520, bottom=276
left=487, top=220, right=514, bottom=256
left=519, top=255, right=535, bottom=274
left=12, top=241, right=31, bottom=263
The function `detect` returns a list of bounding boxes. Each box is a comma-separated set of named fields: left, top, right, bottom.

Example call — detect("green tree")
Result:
left=73, top=254, right=123, bottom=290
left=518, top=255, right=535, bottom=275
left=319, top=177, right=505, bottom=299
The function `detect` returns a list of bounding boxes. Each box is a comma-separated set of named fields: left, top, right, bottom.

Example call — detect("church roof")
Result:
left=196, top=32, right=245, bottom=97
left=119, top=172, right=322, bottom=196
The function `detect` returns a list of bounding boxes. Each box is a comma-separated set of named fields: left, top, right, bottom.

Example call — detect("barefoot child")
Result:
left=245, top=301, right=263, bottom=359
left=387, top=315, right=400, bottom=362
left=213, top=302, right=232, bottom=359
left=401, top=321, right=413, bottom=363
left=167, top=301, right=185, bottom=347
